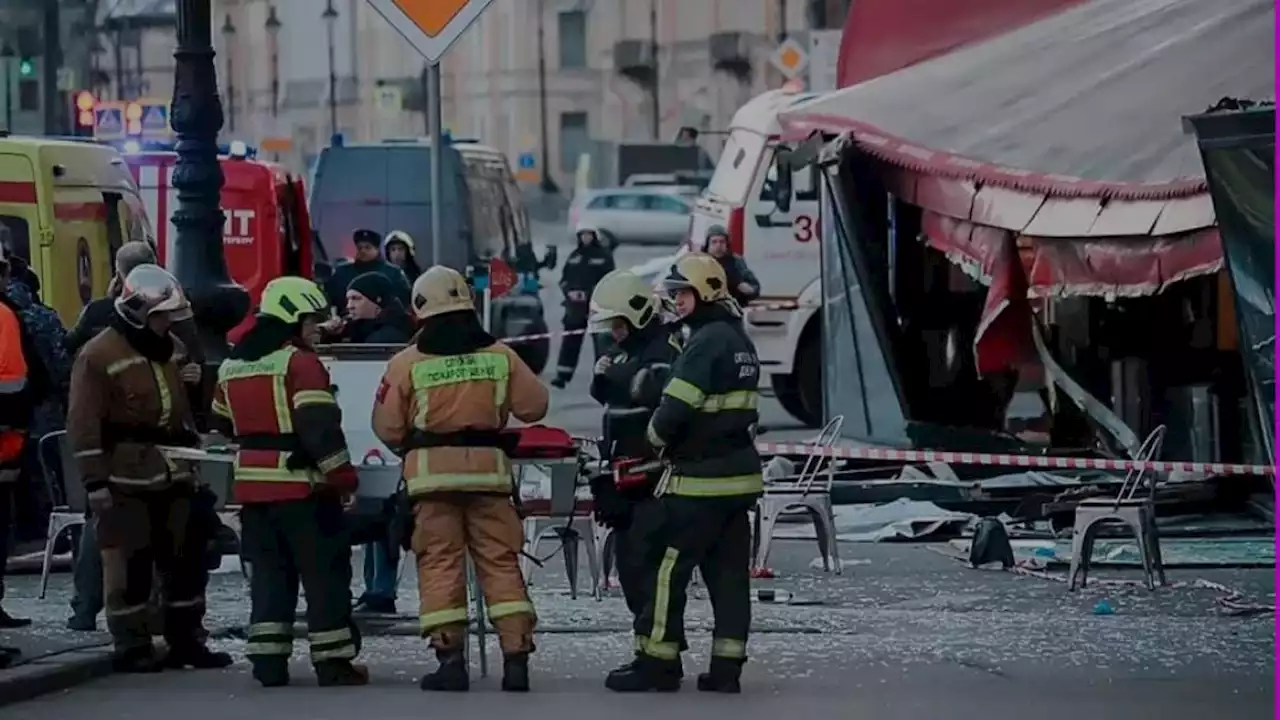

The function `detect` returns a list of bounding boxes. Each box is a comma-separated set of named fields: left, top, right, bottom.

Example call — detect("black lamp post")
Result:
left=322, top=0, right=338, bottom=139
left=0, top=43, right=13, bottom=132
left=220, top=13, right=236, bottom=134
left=534, top=0, right=558, bottom=193
left=265, top=5, right=281, bottom=120
left=170, top=0, right=250, bottom=418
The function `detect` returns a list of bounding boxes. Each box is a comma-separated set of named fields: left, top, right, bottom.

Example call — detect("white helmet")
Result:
left=114, top=264, right=193, bottom=328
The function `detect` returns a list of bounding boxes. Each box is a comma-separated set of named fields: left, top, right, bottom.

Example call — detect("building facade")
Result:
left=85, top=0, right=851, bottom=185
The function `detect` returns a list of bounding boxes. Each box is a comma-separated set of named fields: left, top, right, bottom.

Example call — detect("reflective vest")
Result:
left=0, top=303, right=29, bottom=466
left=217, top=346, right=324, bottom=490
left=402, top=351, right=513, bottom=497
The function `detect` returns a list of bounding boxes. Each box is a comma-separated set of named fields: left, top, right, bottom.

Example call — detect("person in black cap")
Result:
left=319, top=272, right=415, bottom=345
left=323, top=229, right=411, bottom=310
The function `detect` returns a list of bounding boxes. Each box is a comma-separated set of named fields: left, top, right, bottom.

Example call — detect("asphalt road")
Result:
left=531, top=228, right=807, bottom=439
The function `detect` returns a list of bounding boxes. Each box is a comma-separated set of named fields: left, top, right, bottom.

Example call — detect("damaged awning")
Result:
left=783, top=0, right=1274, bottom=298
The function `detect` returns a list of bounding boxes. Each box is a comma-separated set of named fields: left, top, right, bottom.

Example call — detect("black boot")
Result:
left=550, top=377, right=569, bottom=389
left=251, top=660, right=290, bottom=688
left=419, top=650, right=469, bottom=692
left=111, top=645, right=165, bottom=673
left=605, top=655, right=682, bottom=693
left=315, top=659, right=370, bottom=686
left=164, top=643, right=234, bottom=670
left=0, top=608, right=32, bottom=629
left=501, top=652, right=530, bottom=692
left=696, top=658, right=743, bottom=694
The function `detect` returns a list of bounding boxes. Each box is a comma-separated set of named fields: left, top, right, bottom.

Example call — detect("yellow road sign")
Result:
left=366, top=0, right=495, bottom=63
left=770, top=38, right=809, bottom=79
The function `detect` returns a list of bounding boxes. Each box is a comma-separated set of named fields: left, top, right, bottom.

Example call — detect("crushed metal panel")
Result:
left=1086, top=199, right=1163, bottom=237
left=970, top=184, right=1046, bottom=231
left=914, top=175, right=977, bottom=221
left=1022, top=197, right=1104, bottom=237
left=1150, top=194, right=1217, bottom=235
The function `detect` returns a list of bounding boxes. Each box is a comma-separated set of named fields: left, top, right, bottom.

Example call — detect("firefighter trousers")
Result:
left=612, top=497, right=663, bottom=619
left=240, top=495, right=360, bottom=670
left=412, top=493, right=536, bottom=656
left=97, top=484, right=207, bottom=654
left=633, top=495, right=756, bottom=664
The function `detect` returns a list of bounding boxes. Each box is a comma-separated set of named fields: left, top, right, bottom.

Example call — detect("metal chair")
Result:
left=517, top=442, right=602, bottom=599
left=1068, top=425, right=1168, bottom=591
left=752, top=416, right=845, bottom=574
left=463, top=557, right=489, bottom=678
left=37, top=430, right=86, bottom=599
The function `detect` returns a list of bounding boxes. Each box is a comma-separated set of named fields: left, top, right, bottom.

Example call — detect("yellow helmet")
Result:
left=589, top=270, right=658, bottom=329
left=410, top=265, right=474, bottom=320
left=259, top=276, right=329, bottom=324
left=661, top=252, right=728, bottom=303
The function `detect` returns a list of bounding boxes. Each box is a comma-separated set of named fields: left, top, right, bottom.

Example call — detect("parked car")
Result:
left=569, top=187, right=694, bottom=247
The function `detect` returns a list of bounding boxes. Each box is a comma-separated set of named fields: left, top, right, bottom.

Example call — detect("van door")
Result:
left=311, top=147, right=391, bottom=262
left=0, top=153, right=42, bottom=296
left=46, top=184, right=110, bottom=323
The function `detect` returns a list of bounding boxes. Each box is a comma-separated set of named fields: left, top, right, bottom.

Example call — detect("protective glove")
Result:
left=87, top=487, right=113, bottom=516
left=593, top=355, right=613, bottom=376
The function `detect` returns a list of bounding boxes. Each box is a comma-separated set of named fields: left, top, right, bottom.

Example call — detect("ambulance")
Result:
left=683, top=88, right=825, bottom=426
left=0, top=133, right=149, bottom=323
left=124, top=142, right=320, bottom=340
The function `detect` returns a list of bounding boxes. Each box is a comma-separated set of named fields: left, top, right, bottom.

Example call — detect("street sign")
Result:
left=518, top=152, right=535, bottom=170
left=138, top=100, right=170, bottom=138
left=488, top=257, right=516, bottom=299
left=374, top=85, right=403, bottom=114
left=770, top=38, right=809, bottom=80
left=365, top=0, right=496, bottom=63
left=94, top=102, right=126, bottom=140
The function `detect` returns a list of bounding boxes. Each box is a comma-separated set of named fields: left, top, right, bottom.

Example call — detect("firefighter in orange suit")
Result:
left=373, top=265, right=549, bottom=693
left=209, top=277, right=368, bottom=688
left=67, top=265, right=230, bottom=673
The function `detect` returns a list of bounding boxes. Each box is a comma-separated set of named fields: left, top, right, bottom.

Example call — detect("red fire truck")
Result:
left=123, top=143, right=321, bottom=341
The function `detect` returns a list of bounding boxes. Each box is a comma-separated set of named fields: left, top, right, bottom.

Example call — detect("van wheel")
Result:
left=794, top=330, right=823, bottom=426
left=771, top=374, right=815, bottom=427
left=514, top=318, right=550, bottom=375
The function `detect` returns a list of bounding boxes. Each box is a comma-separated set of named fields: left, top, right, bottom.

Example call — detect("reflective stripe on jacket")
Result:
left=373, top=342, right=549, bottom=498
left=213, top=344, right=357, bottom=504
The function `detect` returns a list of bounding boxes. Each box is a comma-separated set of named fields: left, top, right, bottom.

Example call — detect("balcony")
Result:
left=613, top=39, right=656, bottom=84
left=710, top=32, right=751, bottom=78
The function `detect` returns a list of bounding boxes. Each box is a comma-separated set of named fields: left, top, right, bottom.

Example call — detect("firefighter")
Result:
left=551, top=222, right=615, bottom=389
left=209, top=276, right=368, bottom=688
left=586, top=270, right=680, bottom=621
left=703, top=225, right=760, bottom=308
left=606, top=253, right=763, bottom=695
left=66, top=264, right=230, bottom=673
left=373, top=265, right=548, bottom=693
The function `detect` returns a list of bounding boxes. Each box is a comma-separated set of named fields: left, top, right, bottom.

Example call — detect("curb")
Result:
left=0, top=645, right=114, bottom=708
left=211, top=621, right=827, bottom=639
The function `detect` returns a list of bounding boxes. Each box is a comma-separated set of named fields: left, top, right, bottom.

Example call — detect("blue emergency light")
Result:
left=107, top=138, right=258, bottom=158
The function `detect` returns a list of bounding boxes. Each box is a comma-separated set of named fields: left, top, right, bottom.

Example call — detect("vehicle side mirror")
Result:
left=542, top=245, right=558, bottom=270
left=773, top=151, right=793, bottom=214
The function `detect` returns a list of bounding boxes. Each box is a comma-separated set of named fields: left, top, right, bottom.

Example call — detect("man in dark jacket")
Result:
left=319, top=272, right=415, bottom=345
left=704, top=225, right=760, bottom=308
left=66, top=241, right=159, bottom=354
left=586, top=270, right=680, bottom=623
left=551, top=223, right=614, bottom=388
left=324, top=229, right=410, bottom=310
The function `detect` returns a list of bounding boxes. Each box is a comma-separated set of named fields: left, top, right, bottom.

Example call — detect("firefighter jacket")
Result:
left=559, top=243, right=614, bottom=302
left=0, top=293, right=49, bottom=469
left=589, top=322, right=681, bottom=492
left=646, top=303, right=763, bottom=497
left=67, top=324, right=200, bottom=494
left=211, top=342, right=358, bottom=504
left=373, top=316, right=549, bottom=499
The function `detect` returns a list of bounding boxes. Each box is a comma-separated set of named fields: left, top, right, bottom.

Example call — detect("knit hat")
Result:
left=347, top=272, right=394, bottom=308
left=352, top=229, right=381, bottom=249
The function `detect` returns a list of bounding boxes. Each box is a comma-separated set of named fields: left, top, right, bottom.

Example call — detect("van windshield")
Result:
left=706, top=128, right=767, bottom=205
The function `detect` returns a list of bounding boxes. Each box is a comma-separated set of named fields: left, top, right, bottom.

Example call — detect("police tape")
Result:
left=752, top=441, right=1277, bottom=477
left=498, top=300, right=818, bottom=346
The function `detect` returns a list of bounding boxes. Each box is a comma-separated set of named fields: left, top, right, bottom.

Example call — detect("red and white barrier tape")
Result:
left=499, top=300, right=816, bottom=346
left=753, top=441, right=1276, bottom=477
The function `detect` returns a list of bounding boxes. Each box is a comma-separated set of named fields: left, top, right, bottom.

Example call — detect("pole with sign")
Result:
left=366, top=0, right=495, bottom=270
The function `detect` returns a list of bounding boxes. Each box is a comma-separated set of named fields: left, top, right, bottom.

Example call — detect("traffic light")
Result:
left=18, top=58, right=33, bottom=78
left=74, top=91, right=96, bottom=137
left=125, top=102, right=142, bottom=136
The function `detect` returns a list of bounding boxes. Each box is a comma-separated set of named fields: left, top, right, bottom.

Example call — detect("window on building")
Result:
left=558, top=10, right=587, bottom=69
left=559, top=111, right=589, bottom=174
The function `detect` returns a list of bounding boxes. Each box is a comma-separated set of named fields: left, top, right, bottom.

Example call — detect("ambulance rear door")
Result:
left=0, top=151, right=44, bottom=297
